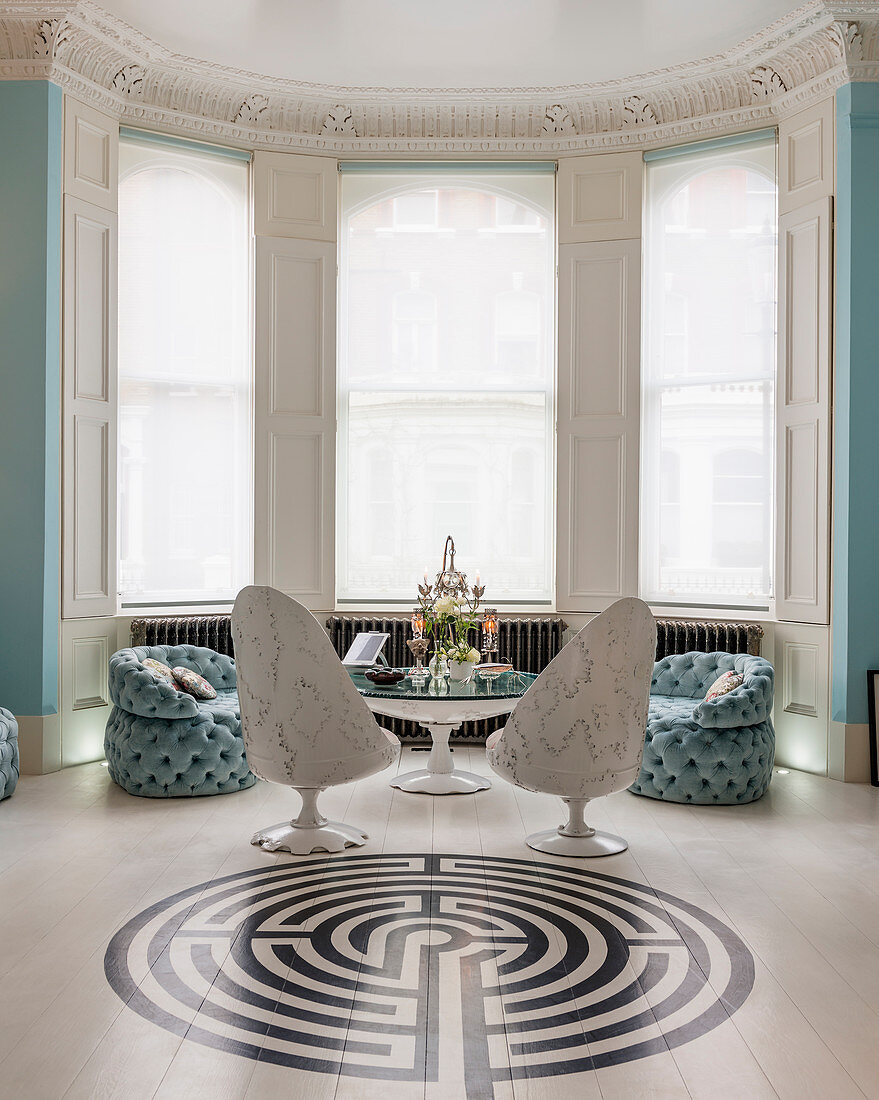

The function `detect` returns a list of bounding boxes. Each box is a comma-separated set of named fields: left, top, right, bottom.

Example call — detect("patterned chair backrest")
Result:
left=497, top=597, right=656, bottom=794
left=231, top=585, right=389, bottom=788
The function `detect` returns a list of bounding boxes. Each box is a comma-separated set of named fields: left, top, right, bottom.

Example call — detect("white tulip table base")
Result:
left=389, top=722, right=491, bottom=795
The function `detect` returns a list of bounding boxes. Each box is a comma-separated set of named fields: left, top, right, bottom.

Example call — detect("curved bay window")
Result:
left=641, top=136, right=777, bottom=608
left=338, top=170, right=555, bottom=602
left=117, top=138, right=251, bottom=606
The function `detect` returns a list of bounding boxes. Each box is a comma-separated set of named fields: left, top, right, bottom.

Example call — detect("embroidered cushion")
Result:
left=705, top=670, right=744, bottom=701
left=142, top=658, right=177, bottom=686
left=172, top=666, right=218, bottom=700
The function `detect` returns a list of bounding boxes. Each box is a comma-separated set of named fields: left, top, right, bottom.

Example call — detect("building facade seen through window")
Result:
left=117, top=139, right=252, bottom=605
left=338, top=171, right=555, bottom=602
left=641, top=137, right=777, bottom=608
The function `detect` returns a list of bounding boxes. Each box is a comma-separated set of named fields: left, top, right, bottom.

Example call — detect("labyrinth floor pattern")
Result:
left=104, top=853, right=755, bottom=1096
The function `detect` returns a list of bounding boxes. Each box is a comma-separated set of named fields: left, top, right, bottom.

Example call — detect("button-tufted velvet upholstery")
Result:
left=104, top=645, right=255, bottom=798
left=630, top=652, right=775, bottom=805
left=0, top=707, right=19, bottom=801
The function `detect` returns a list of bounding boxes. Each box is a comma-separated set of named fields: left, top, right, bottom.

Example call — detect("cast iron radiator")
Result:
left=130, top=615, right=236, bottom=655
left=325, top=615, right=569, bottom=744
left=654, top=619, right=763, bottom=659
left=128, top=613, right=763, bottom=744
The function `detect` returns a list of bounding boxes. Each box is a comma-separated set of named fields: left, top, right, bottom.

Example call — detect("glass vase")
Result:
left=428, top=651, right=449, bottom=681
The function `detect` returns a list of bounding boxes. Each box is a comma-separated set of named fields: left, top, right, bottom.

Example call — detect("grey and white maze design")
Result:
left=104, top=854, right=755, bottom=1092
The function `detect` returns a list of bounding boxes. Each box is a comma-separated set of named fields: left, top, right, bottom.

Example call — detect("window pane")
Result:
left=339, top=173, right=554, bottom=601
left=118, top=141, right=251, bottom=605
left=641, top=139, right=777, bottom=607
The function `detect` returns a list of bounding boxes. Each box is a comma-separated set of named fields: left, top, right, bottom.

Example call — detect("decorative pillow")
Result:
left=705, top=671, right=744, bottom=701
left=142, top=658, right=177, bottom=686
left=172, top=666, right=217, bottom=700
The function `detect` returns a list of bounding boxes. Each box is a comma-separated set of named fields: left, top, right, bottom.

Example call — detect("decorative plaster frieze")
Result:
left=541, top=105, right=578, bottom=136
left=109, top=60, right=141, bottom=95
left=33, top=16, right=68, bottom=57
left=623, top=95, right=658, bottom=127
left=1, top=0, right=878, bottom=153
left=839, top=20, right=866, bottom=58
left=751, top=65, right=789, bottom=97
left=233, top=93, right=268, bottom=125
left=322, top=105, right=355, bottom=135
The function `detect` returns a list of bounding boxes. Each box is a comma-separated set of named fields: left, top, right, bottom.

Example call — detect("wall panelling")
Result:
left=779, top=98, right=835, bottom=215
left=62, top=192, right=117, bottom=619
left=557, top=153, right=642, bottom=244
left=253, top=152, right=336, bottom=241
left=556, top=230, right=640, bottom=611
left=254, top=234, right=336, bottom=608
left=773, top=621, right=830, bottom=775
left=60, top=617, right=116, bottom=767
left=775, top=195, right=832, bottom=625
left=63, top=97, right=118, bottom=211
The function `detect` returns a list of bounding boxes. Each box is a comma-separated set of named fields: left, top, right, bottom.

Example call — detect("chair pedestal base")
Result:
left=525, top=828, right=628, bottom=858
left=251, top=820, right=368, bottom=855
left=251, top=787, right=368, bottom=854
left=525, top=797, right=628, bottom=857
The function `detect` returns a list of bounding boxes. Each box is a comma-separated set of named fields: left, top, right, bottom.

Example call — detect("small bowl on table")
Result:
left=364, top=667, right=406, bottom=686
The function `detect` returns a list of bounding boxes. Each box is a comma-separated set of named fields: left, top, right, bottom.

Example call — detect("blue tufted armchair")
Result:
left=629, top=652, right=775, bottom=805
left=0, top=707, right=19, bottom=801
left=104, top=645, right=255, bottom=797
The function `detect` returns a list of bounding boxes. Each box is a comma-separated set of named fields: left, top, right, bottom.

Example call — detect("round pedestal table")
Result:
left=349, top=670, right=536, bottom=795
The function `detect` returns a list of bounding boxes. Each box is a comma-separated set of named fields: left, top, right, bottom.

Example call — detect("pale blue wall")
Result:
left=0, top=81, right=62, bottom=716
left=833, top=83, right=879, bottom=725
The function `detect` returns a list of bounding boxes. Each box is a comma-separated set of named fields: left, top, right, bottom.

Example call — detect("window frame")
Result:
left=639, top=137, right=778, bottom=613
left=336, top=171, right=557, bottom=608
left=116, top=136, right=254, bottom=609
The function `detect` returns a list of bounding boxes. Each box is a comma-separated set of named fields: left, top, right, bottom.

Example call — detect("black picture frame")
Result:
left=869, top=670, right=879, bottom=787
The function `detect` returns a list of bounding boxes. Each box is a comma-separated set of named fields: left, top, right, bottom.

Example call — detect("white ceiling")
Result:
left=97, top=0, right=810, bottom=91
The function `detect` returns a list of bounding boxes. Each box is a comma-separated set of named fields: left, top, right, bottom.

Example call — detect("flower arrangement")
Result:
left=423, top=594, right=480, bottom=660
left=446, top=639, right=481, bottom=664
left=415, top=536, right=487, bottom=680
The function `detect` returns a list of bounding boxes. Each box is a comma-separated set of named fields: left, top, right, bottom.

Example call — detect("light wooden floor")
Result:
left=2, top=749, right=879, bottom=1099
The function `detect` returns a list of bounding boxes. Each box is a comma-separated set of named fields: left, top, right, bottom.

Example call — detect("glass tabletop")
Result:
left=349, top=668, right=537, bottom=700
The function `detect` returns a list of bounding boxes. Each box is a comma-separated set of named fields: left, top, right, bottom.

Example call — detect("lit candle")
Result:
left=423, top=567, right=429, bottom=585
left=476, top=570, right=481, bottom=586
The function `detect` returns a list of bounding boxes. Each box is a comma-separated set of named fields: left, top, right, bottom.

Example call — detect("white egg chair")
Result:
left=486, top=597, right=655, bottom=857
left=231, top=585, right=400, bottom=854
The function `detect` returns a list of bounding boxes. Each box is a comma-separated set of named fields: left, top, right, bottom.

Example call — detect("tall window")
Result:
left=641, top=136, right=777, bottom=608
left=118, top=138, right=251, bottom=605
left=338, top=171, right=555, bottom=602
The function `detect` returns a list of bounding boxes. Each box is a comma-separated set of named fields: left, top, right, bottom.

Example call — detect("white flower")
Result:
left=433, top=595, right=457, bottom=617
left=447, top=643, right=481, bottom=664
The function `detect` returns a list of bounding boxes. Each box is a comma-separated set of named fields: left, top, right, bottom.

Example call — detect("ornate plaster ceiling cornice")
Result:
left=1, top=0, right=878, bottom=154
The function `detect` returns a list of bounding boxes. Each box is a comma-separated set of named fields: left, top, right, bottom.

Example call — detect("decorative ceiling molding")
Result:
left=2, top=0, right=879, bottom=153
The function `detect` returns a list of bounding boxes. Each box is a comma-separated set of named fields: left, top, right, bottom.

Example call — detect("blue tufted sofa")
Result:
left=104, top=645, right=256, bottom=797
left=0, top=707, right=19, bottom=801
left=629, top=652, right=775, bottom=805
